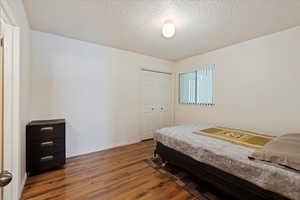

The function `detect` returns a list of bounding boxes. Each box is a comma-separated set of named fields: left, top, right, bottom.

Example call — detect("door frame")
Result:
left=0, top=2, right=21, bottom=200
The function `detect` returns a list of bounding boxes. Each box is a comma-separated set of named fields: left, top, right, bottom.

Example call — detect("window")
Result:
left=179, top=68, right=214, bottom=105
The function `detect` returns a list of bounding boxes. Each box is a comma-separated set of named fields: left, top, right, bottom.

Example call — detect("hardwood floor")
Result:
left=21, top=140, right=198, bottom=200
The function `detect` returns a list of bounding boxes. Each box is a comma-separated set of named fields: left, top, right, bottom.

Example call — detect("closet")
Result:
left=141, top=70, right=172, bottom=140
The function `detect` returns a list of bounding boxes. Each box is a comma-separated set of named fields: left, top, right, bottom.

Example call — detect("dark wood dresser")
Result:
left=26, top=119, right=66, bottom=176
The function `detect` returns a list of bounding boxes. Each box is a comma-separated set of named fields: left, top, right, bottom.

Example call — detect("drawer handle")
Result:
left=40, top=141, right=54, bottom=147
left=41, top=127, right=54, bottom=132
left=40, top=155, right=54, bottom=162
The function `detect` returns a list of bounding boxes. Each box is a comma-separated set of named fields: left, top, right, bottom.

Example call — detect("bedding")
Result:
left=154, top=124, right=300, bottom=200
left=250, top=133, right=300, bottom=171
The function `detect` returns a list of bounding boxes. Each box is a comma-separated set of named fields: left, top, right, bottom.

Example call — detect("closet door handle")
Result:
left=151, top=108, right=155, bottom=111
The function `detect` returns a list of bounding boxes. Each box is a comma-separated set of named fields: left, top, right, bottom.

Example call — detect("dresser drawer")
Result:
left=30, top=152, right=65, bottom=172
left=28, top=124, right=65, bottom=143
left=29, top=139, right=65, bottom=157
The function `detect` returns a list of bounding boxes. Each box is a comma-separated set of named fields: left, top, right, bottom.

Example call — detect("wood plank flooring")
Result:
left=21, top=140, right=199, bottom=200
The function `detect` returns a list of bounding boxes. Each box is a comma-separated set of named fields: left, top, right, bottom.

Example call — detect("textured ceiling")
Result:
left=24, top=0, right=300, bottom=61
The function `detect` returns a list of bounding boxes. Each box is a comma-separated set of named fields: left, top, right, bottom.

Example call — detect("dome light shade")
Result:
left=162, top=21, right=175, bottom=38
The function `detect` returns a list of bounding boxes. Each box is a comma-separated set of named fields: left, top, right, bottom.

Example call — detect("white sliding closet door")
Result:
left=158, top=73, right=172, bottom=129
left=141, top=71, right=160, bottom=140
left=141, top=70, right=172, bottom=140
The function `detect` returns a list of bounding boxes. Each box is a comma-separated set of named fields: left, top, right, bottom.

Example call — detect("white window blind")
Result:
left=179, top=72, right=196, bottom=104
left=196, top=68, right=214, bottom=104
left=179, top=68, right=214, bottom=105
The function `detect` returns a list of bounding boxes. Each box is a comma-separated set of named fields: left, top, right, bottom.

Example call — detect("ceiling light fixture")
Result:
left=162, top=20, right=175, bottom=39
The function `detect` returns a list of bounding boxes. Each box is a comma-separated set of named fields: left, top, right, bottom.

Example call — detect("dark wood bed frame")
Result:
left=155, top=142, right=290, bottom=200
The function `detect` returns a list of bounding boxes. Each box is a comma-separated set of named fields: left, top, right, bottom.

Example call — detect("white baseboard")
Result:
left=19, top=173, right=27, bottom=200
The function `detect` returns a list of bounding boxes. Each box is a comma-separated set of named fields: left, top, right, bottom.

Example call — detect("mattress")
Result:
left=154, top=124, right=300, bottom=200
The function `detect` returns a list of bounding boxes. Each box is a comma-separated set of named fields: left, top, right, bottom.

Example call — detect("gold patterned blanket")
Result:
left=193, top=127, right=275, bottom=149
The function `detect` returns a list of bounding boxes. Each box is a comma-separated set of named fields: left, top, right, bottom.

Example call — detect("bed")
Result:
left=154, top=124, right=300, bottom=200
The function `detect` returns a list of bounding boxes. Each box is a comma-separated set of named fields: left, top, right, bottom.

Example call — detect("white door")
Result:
left=141, top=70, right=172, bottom=140
left=0, top=20, right=20, bottom=200
left=0, top=26, right=13, bottom=200
left=141, top=71, right=160, bottom=140
left=157, top=73, right=172, bottom=128
left=0, top=31, right=4, bottom=200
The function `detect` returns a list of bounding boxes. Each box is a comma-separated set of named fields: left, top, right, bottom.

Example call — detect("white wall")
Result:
left=30, top=31, right=173, bottom=157
left=1, top=0, right=31, bottom=198
left=174, top=26, right=300, bottom=136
